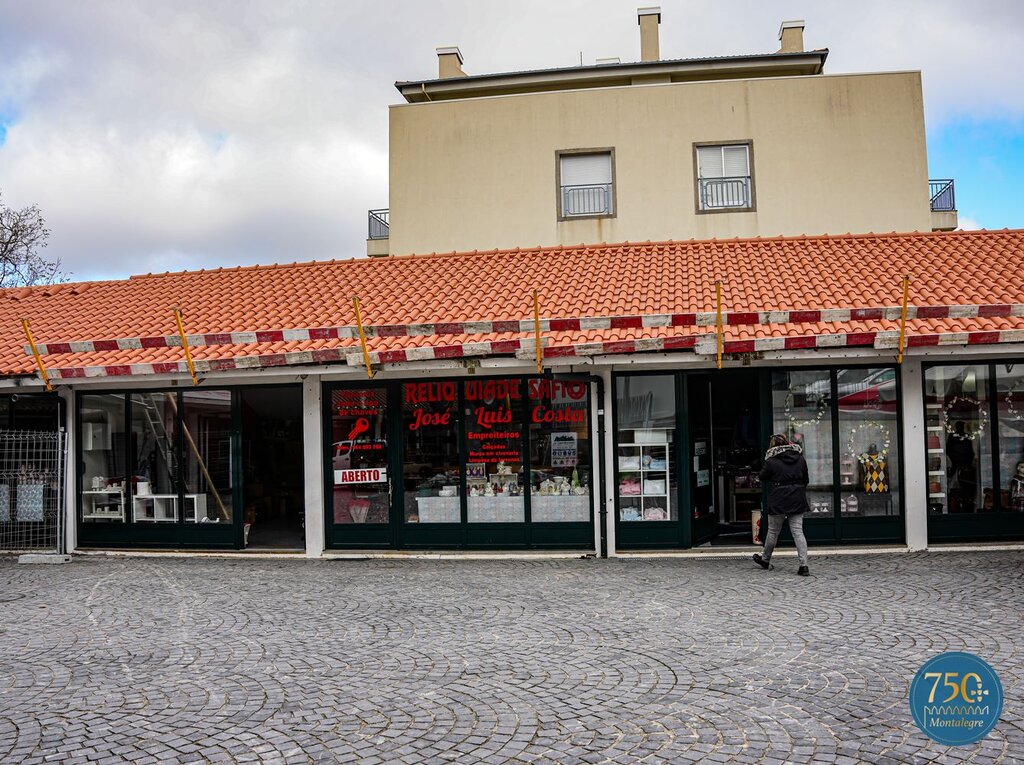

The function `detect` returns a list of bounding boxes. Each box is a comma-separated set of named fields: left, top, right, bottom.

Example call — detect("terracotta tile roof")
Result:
left=4, top=229, right=1024, bottom=378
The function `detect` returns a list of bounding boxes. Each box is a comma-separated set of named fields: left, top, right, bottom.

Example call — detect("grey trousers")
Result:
left=761, top=512, right=809, bottom=566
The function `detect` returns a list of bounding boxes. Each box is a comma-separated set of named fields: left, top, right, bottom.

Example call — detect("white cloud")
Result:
left=957, top=216, right=981, bottom=231
left=0, top=0, right=1021, bottom=279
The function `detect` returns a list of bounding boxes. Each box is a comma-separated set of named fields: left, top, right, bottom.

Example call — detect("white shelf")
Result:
left=133, top=494, right=209, bottom=523
left=618, top=442, right=670, bottom=522
left=82, top=488, right=125, bottom=521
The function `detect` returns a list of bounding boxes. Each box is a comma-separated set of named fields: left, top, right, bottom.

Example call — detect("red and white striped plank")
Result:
left=25, top=302, right=1024, bottom=356
left=41, top=327, right=1024, bottom=381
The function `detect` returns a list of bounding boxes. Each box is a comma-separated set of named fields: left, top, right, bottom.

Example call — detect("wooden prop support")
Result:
left=20, top=318, right=52, bottom=391
left=352, top=296, right=374, bottom=378
left=174, top=308, right=199, bottom=386
left=163, top=392, right=229, bottom=522
left=715, top=281, right=724, bottom=370
left=533, top=289, right=542, bottom=374
left=897, top=275, right=910, bottom=364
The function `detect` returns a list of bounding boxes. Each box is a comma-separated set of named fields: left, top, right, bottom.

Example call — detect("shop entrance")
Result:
left=687, top=371, right=764, bottom=546
left=614, top=366, right=905, bottom=550
left=240, top=386, right=304, bottom=549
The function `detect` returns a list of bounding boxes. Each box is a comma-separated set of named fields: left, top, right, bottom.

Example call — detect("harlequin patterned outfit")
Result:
left=858, top=453, right=888, bottom=493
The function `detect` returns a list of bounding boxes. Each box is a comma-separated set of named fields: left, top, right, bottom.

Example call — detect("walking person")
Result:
left=753, top=434, right=811, bottom=576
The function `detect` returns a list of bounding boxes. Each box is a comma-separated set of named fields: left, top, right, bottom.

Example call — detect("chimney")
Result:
left=778, top=20, right=805, bottom=53
left=637, top=7, right=661, bottom=62
left=436, top=46, right=466, bottom=78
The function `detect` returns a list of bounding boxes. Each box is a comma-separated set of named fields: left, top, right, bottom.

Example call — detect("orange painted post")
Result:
left=174, top=308, right=199, bottom=386
left=897, top=275, right=910, bottom=364
left=20, top=319, right=52, bottom=391
left=715, top=281, right=724, bottom=370
left=352, top=296, right=374, bottom=379
left=533, top=289, right=542, bottom=374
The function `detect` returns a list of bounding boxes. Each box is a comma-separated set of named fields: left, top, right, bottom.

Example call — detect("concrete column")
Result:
left=58, top=388, right=77, bottom=554
left=599, top=369, right=617, bottom=556
left=302, top=377, right=325, bottom=557
left=900, top=359, right=928, bottom=551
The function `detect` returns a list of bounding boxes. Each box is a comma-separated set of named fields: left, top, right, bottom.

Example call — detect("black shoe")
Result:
left=797, top=565, right=810, bottom=577
left=753, top=554, right=773, bottom=571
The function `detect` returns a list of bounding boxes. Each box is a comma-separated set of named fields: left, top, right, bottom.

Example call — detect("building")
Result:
left=369, top=10, right=957, bottom=258
left=2, top=10, right=1020, bottom=558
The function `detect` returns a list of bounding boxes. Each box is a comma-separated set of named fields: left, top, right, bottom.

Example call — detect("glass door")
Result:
left=400, top=381, right=463, bottom=547
left=326, top=386, right=393, bottom=548
left=687, top=375, right=717, bottom=546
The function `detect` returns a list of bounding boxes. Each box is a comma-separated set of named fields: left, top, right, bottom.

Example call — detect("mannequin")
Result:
left=1011, top=460, right=1024, bottom=512
left=858, top=442, right=888, bottom=493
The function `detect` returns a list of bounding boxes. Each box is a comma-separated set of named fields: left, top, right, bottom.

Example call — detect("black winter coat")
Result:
left=759, top=444, right=811, bottom=516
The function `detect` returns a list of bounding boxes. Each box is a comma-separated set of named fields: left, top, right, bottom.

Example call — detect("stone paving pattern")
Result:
left=0, top=551, right=1022, bottom=764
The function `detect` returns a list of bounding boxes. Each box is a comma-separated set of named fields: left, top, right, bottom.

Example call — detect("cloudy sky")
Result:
left=1, top=0, right=1023, bottom=281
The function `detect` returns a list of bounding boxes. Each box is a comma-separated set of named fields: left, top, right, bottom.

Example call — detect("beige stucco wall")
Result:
left=388, top=71, right=931, bottom=257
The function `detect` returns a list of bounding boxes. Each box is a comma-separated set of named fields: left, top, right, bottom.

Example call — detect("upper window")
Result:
left=696, top=142, right=754, bottom=212
left=558, top=150, right=614, bottom=219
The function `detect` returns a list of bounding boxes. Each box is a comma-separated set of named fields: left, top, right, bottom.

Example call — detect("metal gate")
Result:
left=0, top=430, right=66, bottom=553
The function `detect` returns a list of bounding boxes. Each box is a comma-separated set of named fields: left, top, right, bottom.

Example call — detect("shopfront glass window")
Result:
left=837, top=367, right=900, bottom=516
left=771, top=371, right=834, bottom=516
left=130, top=393, right=179, bottom=523
left=403, top=382, right=460, bottom=523
left=996, top=364, right=1024, bottom=512
left=331, top=388, right=389, bottom=524
left=80, top=394, right=127, bottom=523
left=924, top=365, right=994, bottom=514
left=528, top=379, right=591, bottom=522
left=181, top=391, right=233, bottom=525
left=465, top=378, right=525, bottom=523
left=615, top=375, right=676, bottom=522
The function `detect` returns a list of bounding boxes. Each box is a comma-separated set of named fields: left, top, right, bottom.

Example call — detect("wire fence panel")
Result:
left=0, top=430, right=66, bottom=554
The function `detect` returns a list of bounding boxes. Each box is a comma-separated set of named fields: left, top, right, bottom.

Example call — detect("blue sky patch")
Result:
left=927, top=118, right=1024, bottom=229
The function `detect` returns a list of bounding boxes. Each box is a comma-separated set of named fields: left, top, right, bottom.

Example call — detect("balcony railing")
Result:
left=560, top=183, right=613, bottom=217
left=368, top=208, right=389, bottom=239
left=699, top=176, right=752, bottom=210
left=929, top=179, right=956, bottom=212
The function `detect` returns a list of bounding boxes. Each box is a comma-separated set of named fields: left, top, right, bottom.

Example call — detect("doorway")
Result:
left=240, top=386, right=304, bottom=549
left=687, top=371, right=763, bottom=546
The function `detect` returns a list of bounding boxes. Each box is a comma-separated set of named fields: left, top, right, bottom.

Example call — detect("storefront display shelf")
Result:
left=617, top=440, right=671, bottom=522
left=132, top=494, right=209, bottom=524
left=82, top=489, right=125, bottom=522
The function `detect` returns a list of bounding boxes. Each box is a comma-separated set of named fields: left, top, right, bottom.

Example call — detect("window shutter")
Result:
left=723, top=145, right=749, bottom=178
left=560, top=153, right=612, bottom=186
left=696, top=146, right=724, bottom=179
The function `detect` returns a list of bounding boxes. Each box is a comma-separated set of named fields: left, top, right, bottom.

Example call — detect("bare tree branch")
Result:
left=0, top=191, right=67, bottom=288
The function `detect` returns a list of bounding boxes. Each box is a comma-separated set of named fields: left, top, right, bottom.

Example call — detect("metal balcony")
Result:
left=929, top=179, right=955, bottom=212
left=368, top=208, right=389, bottom=239
left=560, top=184, right=613, bottom=217
left=698, top=176, right=752, bottom=210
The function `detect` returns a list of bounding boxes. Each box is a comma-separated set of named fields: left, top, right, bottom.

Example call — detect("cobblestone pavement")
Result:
left=0, top=552, right=1022, bottom=764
